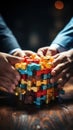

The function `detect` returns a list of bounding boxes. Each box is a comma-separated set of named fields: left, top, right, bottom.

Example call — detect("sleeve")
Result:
left=0, top=15, right=21, bottom=53
left=50, top=17, right=73, bottom=52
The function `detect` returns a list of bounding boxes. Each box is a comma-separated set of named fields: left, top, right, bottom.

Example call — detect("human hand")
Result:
left=0, top=52, right=24, bottom=93
left=12, top=49, right=26, bottom=57
left=13, top=49, right=39, bottom=58
left=23, top=50, right=37, bottom=57
left=50, top=49, right=73, bottom=87
left=37, top=46, right=58, bottom=57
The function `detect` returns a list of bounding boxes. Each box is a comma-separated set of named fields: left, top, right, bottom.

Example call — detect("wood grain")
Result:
left=0, top=78, right=73, bottom=130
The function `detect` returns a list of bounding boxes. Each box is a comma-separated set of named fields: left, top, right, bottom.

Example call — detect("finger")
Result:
left=57, top=74, right=70, bottom=88
left=53, top=55, right=63, bottom=67
left=52, top=53, right=60, bottom=59
left=0, top=61, right=21, bottom=82
left=23, top=50, right=36, bottom=57
left=50, top=68, right=71, bottom=86
left=7, top=54, right=24, bottom=65
left=23, top=50, right=40, bottom=60
left=37, top=49, right=44, bottom=57
left=13, top=50, right=26, bottom=57
left=37, top=47, right=49, bottom=57
left=5, top=66, right=21, bottom=82
left=0, top=77, right=16, bottom=93
left=51, top=63, right=66, bottom=76
left=51, top=58, right=71, bottom=76
left=50, top=67, right=69, bottom=83
left=0, top=86, right=8, bottom=93
left=52, top=52, right=71, bottom=67
left=46, top=49, right=58, bottom=56
left=0, top=65, right=20, bottom=85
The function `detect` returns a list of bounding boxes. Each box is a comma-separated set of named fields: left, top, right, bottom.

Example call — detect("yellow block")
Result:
left=42, top=80, right=47, bottom=85
left=20, top=62, right=27, bottom=69
left=36, top=81, right=41, bottom=86
left=21, top=79, right=27, bottom=84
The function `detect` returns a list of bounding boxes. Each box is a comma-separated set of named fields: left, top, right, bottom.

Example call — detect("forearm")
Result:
left=50, top=18, right=73, bottom=52
left=0, top=15, right=21, bottom=53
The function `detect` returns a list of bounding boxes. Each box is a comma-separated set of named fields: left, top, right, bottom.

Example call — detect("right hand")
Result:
left=50, top=49, right=73, bottom=87
left=37, top=46, right=58, bottom=57
left=0, top=52, right=24, bottom=93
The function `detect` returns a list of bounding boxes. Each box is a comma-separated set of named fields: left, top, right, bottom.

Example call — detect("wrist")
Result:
left=50, top=44, right=67, bottom=53
left=9, top=48, right=22, bottom=55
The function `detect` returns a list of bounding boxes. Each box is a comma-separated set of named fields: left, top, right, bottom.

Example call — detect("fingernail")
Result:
left=51, top=70, right=56, bottom=76
left=57, top=78, right=63, bottom=84
left=50, top=78, right=55, bottom=83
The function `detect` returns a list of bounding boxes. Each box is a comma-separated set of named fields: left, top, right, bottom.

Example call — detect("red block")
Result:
left=21, top=74, right=27, bottom=80
left=33, top=59, right=40, bottom=64
left=35, top=90, right=47, bottom=97
left=36, top=70, right=43, bottom=76
left=54, top=91, right=59, bottom=97
left=42, top=69, right=51, bottom=74
left=36, top=69, right=51, bottom=76
left=23, top=56, right=40, bottom=64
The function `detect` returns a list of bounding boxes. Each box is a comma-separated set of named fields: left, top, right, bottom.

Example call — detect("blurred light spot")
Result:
left=54, top=0, right=64, bottom=10
left=29, top=33, right=39, bottom=47
left=36, top=124, right=41, bottom=129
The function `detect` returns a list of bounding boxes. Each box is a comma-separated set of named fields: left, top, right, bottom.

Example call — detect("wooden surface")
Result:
left=0, top=78, right=73, bottom=130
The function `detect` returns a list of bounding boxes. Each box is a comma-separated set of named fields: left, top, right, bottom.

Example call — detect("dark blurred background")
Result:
left=0, top=0, right=73, bottom=52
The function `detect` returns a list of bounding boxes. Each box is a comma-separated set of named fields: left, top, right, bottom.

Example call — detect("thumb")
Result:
left=7, top=54, right=24, bottom=65
left=12, top=50, right=26, bottom=57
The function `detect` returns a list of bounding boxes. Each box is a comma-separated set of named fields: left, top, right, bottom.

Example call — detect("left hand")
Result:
left=0, top=52, right=24, bottom=93
left=50, top=49, right=73, bottom=87
left=13, top=50, right=40, bottom=60
left=12, top=50, right=26, bottom=57
left=13, top=50, right=37, bottom=57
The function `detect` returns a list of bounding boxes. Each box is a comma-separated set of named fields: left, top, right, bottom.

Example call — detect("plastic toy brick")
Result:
left=21, top=74, right=27, bottom=80
left=14, top=54, right=65, bottom=106
left=36, top=69, right=51, bottom=76
left=35, top=90, right=47, bottom=97
left=34, top=95, right=46, bottom=106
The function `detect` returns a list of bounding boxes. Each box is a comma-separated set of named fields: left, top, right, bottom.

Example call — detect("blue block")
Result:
left=18, top=69, right=33, bottom=76
left=41, top=85, right=47, bottom=90
left=47, top=83, right=52, bottom=88
left=40, top=96, right=46, bottom=101
left=34, top=97, right=41, bottom=105
left=42, top=74, right=48, bottom=79
left=35, top=96, right=46, bottom=102
left=52, top=82, right=58, bottom=87
left=27, top=63, right=41, bottom=71
left=59, top=90, right=65, bottom=95
left=20, top=84, right=26, bottom=89
left=18, top=69, right=30, bottom=75
left=18, top=69, right=27, bottom=74
left=47, top=73, right=51, bottom=79
left=27, top=71, right=33, bottom=76
left=34, top=101, right=41, bottom=106
left=34, top=96, right=46, bottom=106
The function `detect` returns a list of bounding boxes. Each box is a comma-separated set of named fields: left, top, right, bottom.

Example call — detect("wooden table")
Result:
left=0, top=78, right=73, bottom=130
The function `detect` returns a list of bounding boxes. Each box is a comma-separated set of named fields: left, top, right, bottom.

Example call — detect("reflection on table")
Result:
left=0, top=78, right=73, bottom=130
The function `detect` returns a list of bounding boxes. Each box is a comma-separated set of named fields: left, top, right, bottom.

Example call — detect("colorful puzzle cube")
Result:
left=14, top=54, right=65, bottom=106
